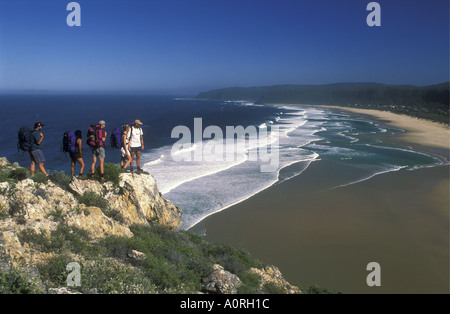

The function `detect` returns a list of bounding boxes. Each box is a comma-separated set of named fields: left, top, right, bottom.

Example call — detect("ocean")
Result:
left=1, top=94, right=447, bottom=230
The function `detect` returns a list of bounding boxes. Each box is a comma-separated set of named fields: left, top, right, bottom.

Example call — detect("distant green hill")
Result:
left=197, top=82, right=449, bottom=124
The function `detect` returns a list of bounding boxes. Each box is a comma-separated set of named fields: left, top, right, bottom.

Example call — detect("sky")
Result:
left=0, top=0, right=448, bottom=94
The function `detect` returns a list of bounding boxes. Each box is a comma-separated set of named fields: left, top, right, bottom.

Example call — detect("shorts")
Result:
left=121, top=147, right=130, bottom=158
left=70, top=151, right=82, bottom=161
left=92, top=147, right=105, bottom=159
left=30, top=149, right=46, bottom=164
left=130, top=146, right=142, bottom=153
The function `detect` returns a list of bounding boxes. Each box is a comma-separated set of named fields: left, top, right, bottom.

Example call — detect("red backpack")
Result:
left=86, top=124, right=105, bottom=148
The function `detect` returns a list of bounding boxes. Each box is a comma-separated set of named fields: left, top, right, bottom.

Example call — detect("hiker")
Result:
left=127, top=119, right=144, bottom=172
left=90, top=120, right=107, bottom=181
left=121, top=124, right=132, bottom=171
left=30, top=121, right=48, bottom=176
left=70, top=130, right=85, bottom=177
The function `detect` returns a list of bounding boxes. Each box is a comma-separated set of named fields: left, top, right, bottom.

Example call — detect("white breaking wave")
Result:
left=140, top=103, right=445, bottom=231
left=142, top=105, right=324, bottom=229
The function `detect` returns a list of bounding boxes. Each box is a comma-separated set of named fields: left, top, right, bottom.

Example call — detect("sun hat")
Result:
left=99, top=120, right=106, bottom=125
left=134, top=120, right=143, bottom=125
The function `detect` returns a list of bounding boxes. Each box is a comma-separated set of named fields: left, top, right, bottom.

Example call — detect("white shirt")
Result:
left=127, top=126, right=143, bottom=148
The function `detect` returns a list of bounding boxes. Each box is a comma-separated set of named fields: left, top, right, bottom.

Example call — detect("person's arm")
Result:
left=37, top=132, right=44, bottom=145
left=140, top=133, right=144, bottom=149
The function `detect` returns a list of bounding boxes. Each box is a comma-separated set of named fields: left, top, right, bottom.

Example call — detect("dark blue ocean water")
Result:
left=0, top=94, right=447, bottom=229
left=0, top=94, right=279, bottom=171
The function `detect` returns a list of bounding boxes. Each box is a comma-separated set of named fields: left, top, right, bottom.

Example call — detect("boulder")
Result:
left=202, top=264, right=242, bottom=294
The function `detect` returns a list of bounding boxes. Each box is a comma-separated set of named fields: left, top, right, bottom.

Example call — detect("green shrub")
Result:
left=92, top=163, right=122, bottom=185
left=49, top=171, right=72, bottom=190
left=20, top=225, right=91, bottom=255
left=237, top=272, right=261, bottom=294
left=0, top=170, right=9, bottom=183
left=0, top=268, right=42, bottom=294
left=261, top=282, right=287, bottom=294
left=103, top=163, right=122, bottom=185
left=38, top=254, right=73, bottom=288
left=305, top=284, right=341, bottom=294
left=78, top=191, right=109, bottom=211
left=80, top=258, right=156, bottom=294
left=8, top=168, right=29, bottom=181
left=31, top=172, right=49, bottom=184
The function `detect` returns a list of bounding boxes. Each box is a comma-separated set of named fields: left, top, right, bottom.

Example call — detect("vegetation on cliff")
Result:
left=0, top=158, right=317, bottom=294
left=197, top=82, right=449, bottom=124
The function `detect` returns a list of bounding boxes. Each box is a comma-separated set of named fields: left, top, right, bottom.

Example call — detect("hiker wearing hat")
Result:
left=127, top=119, right=145, bottom=172
left=90, top=120, right=107, bottom=181
left=30, top=122, right=48, bottom=176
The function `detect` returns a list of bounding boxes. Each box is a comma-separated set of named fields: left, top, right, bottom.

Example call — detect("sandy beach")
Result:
left=196, top=105, right=450, bottom=294
left=318, top=105, right=450, bottom=151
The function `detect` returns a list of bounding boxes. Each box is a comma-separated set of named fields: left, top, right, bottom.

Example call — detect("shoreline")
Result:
left=293, top=104, right=449, bottom=151
left=197, top=104, right=449, bottom=293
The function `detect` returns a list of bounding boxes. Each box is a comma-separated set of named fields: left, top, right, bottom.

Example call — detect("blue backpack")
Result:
left=62, top=131, right=77, bottom=153
left=111, top=123, right=133, bottom=149
left=110, top=128, right=122, bottom=149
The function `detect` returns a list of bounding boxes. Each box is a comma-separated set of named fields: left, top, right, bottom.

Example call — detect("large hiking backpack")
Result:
left=111, top=123, right=133, bottom=149
left=86, top=124, right=105, bottom=148
left=17, top=127, right=33, bottom=152
left=110, top=128, right=122, bottom=149
left=62, top=131, right=77, bottom=153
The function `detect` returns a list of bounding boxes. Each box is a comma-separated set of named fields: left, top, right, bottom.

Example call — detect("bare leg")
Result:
left=136, top=150, right=141, bottom=169
left=130, top=151, right=135, bottom=170
left=77, top=158, right=85, bottom=175
left=99, top=157, right=104, bottom=175
left=38, top=162, right=48, bottom=176
left=91, top=155, right=97, bottom=174
left=30, top=161, right=36, bottom=176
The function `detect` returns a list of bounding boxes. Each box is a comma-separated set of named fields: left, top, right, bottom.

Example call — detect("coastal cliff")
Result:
left=0, top=157, right=302, bottom=294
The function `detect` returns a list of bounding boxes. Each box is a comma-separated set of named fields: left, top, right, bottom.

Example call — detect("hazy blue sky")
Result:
left=0, top=0, right=448, bottom=94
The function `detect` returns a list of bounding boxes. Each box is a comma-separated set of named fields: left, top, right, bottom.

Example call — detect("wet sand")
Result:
left=193, top=106, right=450, bottom=294
left=318, top=105, right=450, bottom=151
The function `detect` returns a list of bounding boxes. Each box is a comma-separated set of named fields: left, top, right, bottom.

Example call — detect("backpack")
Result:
left=111, top=123, right=134, bottom=149
left=17, top=127, right=33, bottom=152
left=110, top=128, right=122, bottom=149
left=62, top=131, right=77, bottom=153
left=86, top=124, right=105, bottom=148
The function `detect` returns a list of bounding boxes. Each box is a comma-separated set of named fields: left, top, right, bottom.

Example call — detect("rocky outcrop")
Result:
left=0, top=157, right=302, bottom=295
left=249, top=266, right=302, bottom=294
left=203, top=264, right=242, bottom=294
left=202, top=264, right=302, bottom=294
left=0, top=157, right=181, bottom=270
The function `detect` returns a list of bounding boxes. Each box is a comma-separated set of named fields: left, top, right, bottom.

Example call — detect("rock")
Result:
left=69, top=173, right=182, bottom=230
left=65, top=205, right=133, bottom=239
left=203, top=264, right=242, bottom=294
left=69, top=177, right=103, bottom=196
left=128, top=250, right=146, bottom=261
left=105, top=173, right=182, bottom=229
left=0, top=232, right=12, bottom=271
left=48, top=287, right=82, bottom=294
left=9, top=179, right=78, bottom=220
left=249, top=266, right=302, bottom=294
left=0, top=157, right=182, bottom=272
